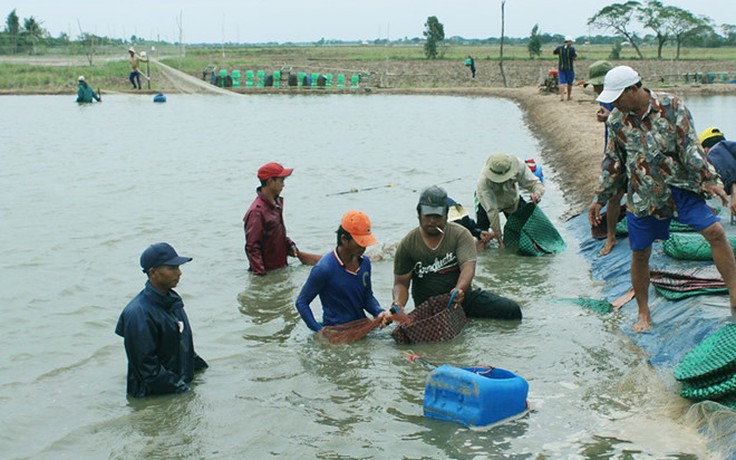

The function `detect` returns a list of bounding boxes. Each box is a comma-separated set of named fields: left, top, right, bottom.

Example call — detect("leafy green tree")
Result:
left=637, top=0, right=670, bottom=59
left=588, top=1, right=645, bottom=59
left=22, top=16, right=45, bottom=55
left=5, top=9, right=20, bottom=54
left=722, top=24, right=736, bottom=46
left=527, top=24, right=542, bottom=58
left=666, top=6, right=714, bottom=59
left=423, top=16, right=445, bottom=59
left=609, top=41, right=622, bottom=60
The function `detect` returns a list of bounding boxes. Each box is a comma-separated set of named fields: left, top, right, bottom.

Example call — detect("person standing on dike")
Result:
left=589, top=65, right=736, bottom=332
left=128, top=47, right=148, bottom=90
left=553, top=35, right=577, bottom=102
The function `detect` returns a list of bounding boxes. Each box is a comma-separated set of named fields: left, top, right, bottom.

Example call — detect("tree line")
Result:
left=3, top=3, right=736, bottom=59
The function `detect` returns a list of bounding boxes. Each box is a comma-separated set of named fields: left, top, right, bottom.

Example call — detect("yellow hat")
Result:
left=699, top=127, right=725, bottom=147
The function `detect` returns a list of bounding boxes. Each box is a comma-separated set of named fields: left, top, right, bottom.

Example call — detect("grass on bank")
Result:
left=1, top=44, right=735, bottom=92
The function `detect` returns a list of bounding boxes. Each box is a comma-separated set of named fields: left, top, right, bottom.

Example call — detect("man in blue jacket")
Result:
left=295, top=210, right=390, bottom=332
left=115, top=243, right=208, bottom=397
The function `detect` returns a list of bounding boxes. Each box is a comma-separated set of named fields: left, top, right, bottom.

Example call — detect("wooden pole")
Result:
left=499, top=0, right=508, bottom=88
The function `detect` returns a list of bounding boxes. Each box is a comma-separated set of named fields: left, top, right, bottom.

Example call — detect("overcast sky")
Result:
left=5, top=0, right=735, bottom=44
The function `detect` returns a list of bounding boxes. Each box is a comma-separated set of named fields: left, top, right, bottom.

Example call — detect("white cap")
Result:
left=78, top=75, right=85, bottom=81
left=128, top=47, right=135, bottom=52
left=596, top=65, right=641, bottom=103
left=564, top=35, right=573, bottom=42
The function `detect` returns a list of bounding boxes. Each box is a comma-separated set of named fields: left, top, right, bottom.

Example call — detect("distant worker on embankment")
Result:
left=128, top=47, right=148, bottom=90
left=553, top=35, right=577, bottom=102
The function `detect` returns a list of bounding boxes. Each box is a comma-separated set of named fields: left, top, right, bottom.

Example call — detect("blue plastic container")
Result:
left=153, top=93, right=167, bottom=103
left=423, top=365, right=528, bottom=427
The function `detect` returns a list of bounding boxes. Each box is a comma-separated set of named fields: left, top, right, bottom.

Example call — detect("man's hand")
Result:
left=704, top=184, right=729, bottom=207
left=451, top=288, right=465, bottom=305
left=377, top=310, right=392, bottom=328
left=531, top=193, right=542, bottom=204
left=596, top=106, right=610, bottom=123
left=479, top=230, right=495, bottom=243
left=589, top=202, right=604, bottom=226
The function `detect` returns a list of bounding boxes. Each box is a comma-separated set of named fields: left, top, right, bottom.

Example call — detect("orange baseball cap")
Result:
left=341, top=210, right=378, bottom=247
left=257, top=162, right=293, bottom=181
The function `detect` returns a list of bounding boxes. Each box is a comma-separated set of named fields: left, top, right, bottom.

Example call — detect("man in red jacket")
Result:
left=244, top=162, right=318, bottom=275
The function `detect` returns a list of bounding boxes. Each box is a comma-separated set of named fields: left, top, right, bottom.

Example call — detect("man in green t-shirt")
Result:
left=391, top=185, right=522, bottom=319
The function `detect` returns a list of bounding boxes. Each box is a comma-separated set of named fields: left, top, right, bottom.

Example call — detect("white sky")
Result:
left=5, top=0, right=735, bottom=44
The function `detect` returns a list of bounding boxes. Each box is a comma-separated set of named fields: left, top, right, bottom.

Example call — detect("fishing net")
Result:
left=650, top=266, right=728, bottom=300
left=591, top=204, right=626, bottom=240
left=503, top=202, right=566, bottom=256
left=675, top=324, right=736, bottom=382
left=315, top=317, right=382, bottom=344
left=680, top=373, right=736, bottom=400
left=663, top=233, right=736, bottom=261
left=675, top=324, right=736, bottom=402
left=550, top=297, right=614, bottom=314
left=392, top=293, right=467, bottom=345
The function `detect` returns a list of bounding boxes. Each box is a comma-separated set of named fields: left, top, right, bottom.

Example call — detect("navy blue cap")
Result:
left=140, top=242, right=192, bottom=273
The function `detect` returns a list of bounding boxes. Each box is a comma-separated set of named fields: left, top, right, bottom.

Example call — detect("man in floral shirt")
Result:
left=588, top=65, right=736, bottom=332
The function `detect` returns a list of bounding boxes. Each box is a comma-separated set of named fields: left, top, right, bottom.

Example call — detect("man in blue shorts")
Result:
left=589, top=65, right=736, bottom=332
left=295, top=210, right=390, bottom=332
left=553, top=35, right=577, bottom=102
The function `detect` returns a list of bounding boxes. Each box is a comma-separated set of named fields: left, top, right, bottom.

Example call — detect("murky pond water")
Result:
left=2, top=92, right=731, bottom=458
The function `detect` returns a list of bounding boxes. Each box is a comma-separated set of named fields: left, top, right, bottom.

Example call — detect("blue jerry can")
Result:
left=423, top=365, right=529, bottom=427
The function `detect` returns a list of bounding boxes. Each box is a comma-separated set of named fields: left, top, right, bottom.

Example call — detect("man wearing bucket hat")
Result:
left=75, top=76, right=101, bottom=103
left=476, top=153, right=545, bottom=249
left=589, top=65, right=736, bottom=332
left=700, top=127, right=736, bottom=216
left=115, top=243, right=208, bottom=397
left=244, top=162, right=315, bottom=275
left=296, top=210, right=390, bottom=332
left=553, top=35, right=577, bottom=101
left=392, top=185, right=521, bottom=320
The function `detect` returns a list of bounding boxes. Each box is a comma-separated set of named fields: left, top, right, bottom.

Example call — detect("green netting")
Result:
left=654, top=286, right=729, bottom=300
left=680, top=372, right=736, bottom=400
left=503, top=202, right=566, bottom=256
left=550, top=297, right=613, bottom=314
left=675, top=324, right=736, bottom=382
left=715, top=392, right=736, bottom=410
left=663, top=233, right=736, bottom=261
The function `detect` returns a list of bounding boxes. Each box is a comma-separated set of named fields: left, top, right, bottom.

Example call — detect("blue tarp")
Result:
left=568, top=212, right=736, bottom=458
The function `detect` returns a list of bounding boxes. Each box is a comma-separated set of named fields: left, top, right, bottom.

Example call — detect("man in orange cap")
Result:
left=244, top=162, right=315, bottom=275
left=295, top=210, right=390, bottom=332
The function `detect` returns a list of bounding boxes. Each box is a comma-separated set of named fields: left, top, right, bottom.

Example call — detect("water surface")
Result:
left=1, top=93, right=727, bottom=459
